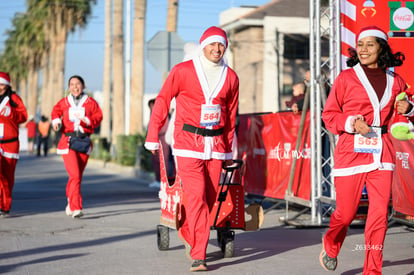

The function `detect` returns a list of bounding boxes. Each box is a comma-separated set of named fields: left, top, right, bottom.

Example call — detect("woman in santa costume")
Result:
left=51, top=75, right=102, bottom=218
left=320, top=26, right=413, bottom=274
left=0, top=72, right=28, bottom=216
left=145, top=26, right=239, bottom=272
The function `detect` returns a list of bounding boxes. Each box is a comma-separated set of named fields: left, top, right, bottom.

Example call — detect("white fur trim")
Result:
left=144, top=142, right=159, bottom=151
left=83, top=117, right=91, bottom=126
left=358, top=30, right=387, bottom=41
left=52, top=118, right=62, bottom=128
left=332, top=162, right=394, bottom=177
left=200, top=35, right=227, bottom=50
left=391, top=121, right=414, bottom=132
left=345, top=115, right=363, bottom=133
left=0, top=78, right=10, bottom=85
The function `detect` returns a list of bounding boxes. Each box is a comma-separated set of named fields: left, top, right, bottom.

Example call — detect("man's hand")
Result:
left=224, top=159, right=234, bottom=167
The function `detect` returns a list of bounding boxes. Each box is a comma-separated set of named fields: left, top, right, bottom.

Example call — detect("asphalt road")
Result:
left=0, top=153, right=413, bottom=274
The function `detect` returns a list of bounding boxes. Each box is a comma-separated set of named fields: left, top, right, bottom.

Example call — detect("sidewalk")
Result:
left=0, top=154, right=413, bottom=274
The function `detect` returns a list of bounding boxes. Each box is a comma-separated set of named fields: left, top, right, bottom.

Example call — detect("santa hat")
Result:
left=357, top=25, right=388, bottom=42
left=199, top=26, right=228, bottom=50
left=0, top=72, right=10, bottom=86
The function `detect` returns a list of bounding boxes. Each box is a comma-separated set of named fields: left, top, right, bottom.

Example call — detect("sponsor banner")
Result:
left=237, top=112, right=311, bottom=200
left=341, top=0, right=414, bottom=87
left=391, top=137, right=414, bottom=216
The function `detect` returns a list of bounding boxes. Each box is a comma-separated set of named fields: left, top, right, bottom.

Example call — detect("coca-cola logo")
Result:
left=393, top=7, right=414, bottom=30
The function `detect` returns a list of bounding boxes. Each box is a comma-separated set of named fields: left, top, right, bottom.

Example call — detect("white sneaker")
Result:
left=72, top=210, right=83, bottom=218
left=148, top=181, right=161, bottom=188
left=65, top=205, right=73, bottom=216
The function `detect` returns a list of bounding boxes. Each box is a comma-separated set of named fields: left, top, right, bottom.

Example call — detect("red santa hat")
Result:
left=357, top=25, right=388, bottom=42
left=0, top=72, right=10, bottom=86
left=199, top=26, right=228, bottom=50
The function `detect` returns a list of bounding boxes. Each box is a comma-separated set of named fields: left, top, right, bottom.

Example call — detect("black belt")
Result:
left=183, top=124, right=224, bottom=137
left=65, top=132, right=90, bottom=138
left=0, top=137, right=18, bottom=144
left=372, top=125, right=388, bottom=134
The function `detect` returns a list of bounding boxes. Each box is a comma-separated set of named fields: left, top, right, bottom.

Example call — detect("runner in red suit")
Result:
left=51, top=75, right=102, bottom=219
left=145, top=26, right=239, bottom=272
left=0, top=72, right=28, bottom=216
left=320, top=26, right=414, bottom=274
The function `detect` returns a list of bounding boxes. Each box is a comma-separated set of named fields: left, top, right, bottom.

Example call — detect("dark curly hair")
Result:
left=346, top=37, right=405, bottom=70
left=0, top=85, right=18, bottom=107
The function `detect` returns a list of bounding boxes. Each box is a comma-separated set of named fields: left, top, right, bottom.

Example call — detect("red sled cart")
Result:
left=156, top=142, right=264, bottom=258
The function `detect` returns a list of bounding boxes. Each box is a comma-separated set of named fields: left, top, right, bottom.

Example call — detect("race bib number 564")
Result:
left=200, top=104, right=221, bottom=127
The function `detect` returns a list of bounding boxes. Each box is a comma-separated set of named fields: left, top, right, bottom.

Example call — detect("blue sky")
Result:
left=0, top=0, right=270, bottom=93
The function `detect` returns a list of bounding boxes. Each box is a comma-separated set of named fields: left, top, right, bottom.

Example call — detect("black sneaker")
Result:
left=190, top=259, right=207, bottom=272
left=0, top=209, right=10, bottom=217
left=319, top=246, right=337, bottom=271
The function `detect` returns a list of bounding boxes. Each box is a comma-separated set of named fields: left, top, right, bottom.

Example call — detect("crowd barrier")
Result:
left=237, top=112, right=311, bottom=201
left=237, top=112, right=414, bottom=223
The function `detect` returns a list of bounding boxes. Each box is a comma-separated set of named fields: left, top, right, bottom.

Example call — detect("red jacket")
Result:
left=0, top=93, right=27, bottom=158
left=25, top=120, right=37, bottom=139
left=51, top=94, right=103, bottom=155
left=145, top=58, right=239, bottom=160
left=322, top=63, right=410, bottom=176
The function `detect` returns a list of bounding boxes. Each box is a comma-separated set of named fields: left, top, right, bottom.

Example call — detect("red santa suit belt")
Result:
left=183, top=124, right=224, bottom=137
left=0, top=137, right=18, bottom=144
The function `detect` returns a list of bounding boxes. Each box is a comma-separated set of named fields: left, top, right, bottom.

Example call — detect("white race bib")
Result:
left=0, top=123, right=3, bottom=138
left=69, top=107, right=85, bottom=122
left=354, top=127, right=382, bottom=154
left=200, top=104, right=221, bottom=127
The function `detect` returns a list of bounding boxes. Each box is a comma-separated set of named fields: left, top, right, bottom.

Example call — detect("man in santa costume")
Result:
left=321, top=26, right=413, bottom=274
left=145, top=26, right=239, bottom=271
left=0, top=72, right=28, bottom=216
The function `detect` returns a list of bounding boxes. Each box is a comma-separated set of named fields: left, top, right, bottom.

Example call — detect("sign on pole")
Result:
left=147, top=31, right=185, bottom=73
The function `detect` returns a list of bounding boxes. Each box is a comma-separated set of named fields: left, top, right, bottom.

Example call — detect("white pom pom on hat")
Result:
left=357, top=25, right=388, bottom=42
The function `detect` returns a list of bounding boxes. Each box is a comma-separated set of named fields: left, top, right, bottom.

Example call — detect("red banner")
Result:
left=237, top=112, right=311, bottom=200
left=391, top=138, right=414, bottom=216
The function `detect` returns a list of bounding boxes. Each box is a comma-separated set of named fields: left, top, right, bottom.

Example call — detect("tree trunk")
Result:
left=130, top=0, right=146, bottom=134
left=27, top=68, right=39, bottom=118
left=101, top=0, right=112, bottom=141
left=112, top=0, right=125, bottom=145
left=40, top=53, right=51, bottom=117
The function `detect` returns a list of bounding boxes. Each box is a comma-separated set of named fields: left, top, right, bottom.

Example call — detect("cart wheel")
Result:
left=223, top=238, right=235, bottom=258
left=222, top=230, right=235, bottom=258
left=157, top=225, right=169, bottom=251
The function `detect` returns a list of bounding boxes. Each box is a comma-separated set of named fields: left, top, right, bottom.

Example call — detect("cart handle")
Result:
left=222, top=159, right=243, bottom=171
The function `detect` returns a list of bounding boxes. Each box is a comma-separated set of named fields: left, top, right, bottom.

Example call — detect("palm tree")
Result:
left=12, top=12, right=44, bottom=118
left=130, top=0, right=146, bottom=134
left=27, top=0, right=96, bottom=116
left=112, top=0, right=125, bottom=145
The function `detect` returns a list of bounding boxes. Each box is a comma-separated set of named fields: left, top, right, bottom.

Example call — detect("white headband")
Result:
left=199, top=35, right=227, bottom=50
left=0, top=78, right=10, bottom=85
left=358, top=29, right=387, bottom=41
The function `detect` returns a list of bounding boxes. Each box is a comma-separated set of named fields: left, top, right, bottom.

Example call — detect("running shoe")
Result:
left=190, top=259, right=207, bottom=272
